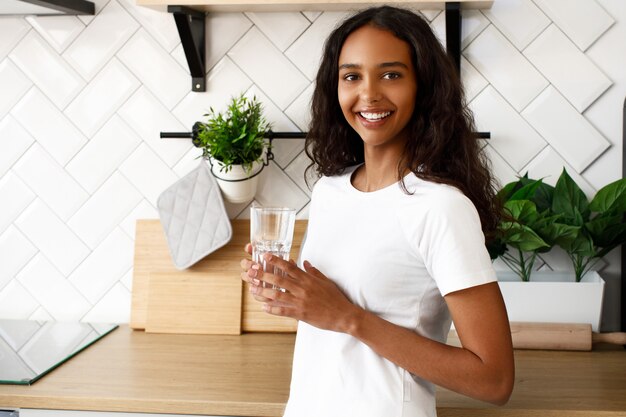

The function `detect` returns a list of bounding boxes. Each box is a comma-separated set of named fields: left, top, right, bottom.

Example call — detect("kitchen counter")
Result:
left=0, top=325, right=625, bottom=416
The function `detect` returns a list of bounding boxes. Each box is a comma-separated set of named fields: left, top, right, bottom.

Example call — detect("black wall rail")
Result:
left=161, top=128, right=489, bottom=181
left=160, top=130, right=490, bottom=142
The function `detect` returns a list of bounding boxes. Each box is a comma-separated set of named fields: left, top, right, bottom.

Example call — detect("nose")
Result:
left=361, top=77, right=382, bottom=103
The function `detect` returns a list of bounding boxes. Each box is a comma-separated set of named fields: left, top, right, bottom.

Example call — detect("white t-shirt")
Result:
left=283, top=165, right=497, bottom=417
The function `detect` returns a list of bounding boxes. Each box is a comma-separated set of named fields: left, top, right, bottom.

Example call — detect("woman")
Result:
left=241, top=6, right=514, bottom=417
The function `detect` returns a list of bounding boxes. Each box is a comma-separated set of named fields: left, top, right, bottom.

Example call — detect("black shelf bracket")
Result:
left=168, top=6, right=206, bottom=92
left=445, top=2, right=462, bottom=74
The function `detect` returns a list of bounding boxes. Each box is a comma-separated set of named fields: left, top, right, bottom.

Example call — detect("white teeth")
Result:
left=360, top=111, right=391, bottom=120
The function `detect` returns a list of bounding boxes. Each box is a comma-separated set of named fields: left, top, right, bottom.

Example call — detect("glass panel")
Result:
left=0, top=319, right=118, bottom=385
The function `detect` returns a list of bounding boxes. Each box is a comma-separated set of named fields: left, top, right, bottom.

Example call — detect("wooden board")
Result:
left=146, top=271, right=242, bottom=335
left=130, top=219, right=307, bottom=333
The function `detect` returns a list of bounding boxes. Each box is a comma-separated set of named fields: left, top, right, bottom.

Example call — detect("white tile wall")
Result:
left=64, top=58, right=140, bottom=137
left=471, top=86, right=546, bottom=171
left=118, top=0, right=180, bottom=52
left=0, top=60, right=32, bottom=120
left=0, top=280, right=39, bottom=319
left=245, top=12, right=310, bottom=52
left=0, top=3, right=623, bottom=330
left=118, top=87, right=190, bottom=167
left=14, top=200, right=90, bottom=277
left=68, top=228, right=133, bottom=304
left=482, top=0, right=549, bottom=50
left=65, top=115, right=142, bottom=193
left=285, top=12, right=350, bottom=81
left=522, top=87, right=611, bottom=172
left=464, top=25, right=549, bottom=111
left=533, top=0, right=614, bottom=51
left=12, top=144, right=88, bottom=221
left=524, top=24, right=611, bottom=112
left=172, top=57, right=253, bottom=128
left=117, top=29, right=188, bottom=110
left=67, top=172, right=142, bottom=249
left=62, top=0, right=139, bottom=80
left=0, top=115, right=34, bottom=178
left=0, top=18, right=30, bottom=60
left=204, top=12, right=253, bottom=71
left=25, top=15, right=85, bottom=53
left=0, top=171, right=35, bottom=235
left=228, top=27, right=309, bottom=109
left=9, top=31, right=85, bottom=110
left=0, top=225, right=37, bottom=291
left=11, top=88, right=87, bottom=166
left=16, top=254, right=91, bottom=321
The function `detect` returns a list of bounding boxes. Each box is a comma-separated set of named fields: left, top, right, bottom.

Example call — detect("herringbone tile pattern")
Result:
left=0, top=0, right=623, bottom=325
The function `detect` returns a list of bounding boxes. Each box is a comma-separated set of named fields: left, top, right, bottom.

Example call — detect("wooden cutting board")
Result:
left=130, top=219, right=306, bottom=334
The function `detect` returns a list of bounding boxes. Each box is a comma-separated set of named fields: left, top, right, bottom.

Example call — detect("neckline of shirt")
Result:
left=345, top=164, right=417, bottom=197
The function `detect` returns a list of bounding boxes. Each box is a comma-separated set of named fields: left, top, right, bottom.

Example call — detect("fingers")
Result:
left=249, top=284, right=297, bottom=310
left=263, top=253, right=302, bottom=279
left=240, top=258, right=254, bottom=271
left=244, top=243, right=252, bottom=254
left=262, top=302, right=297, bottom=318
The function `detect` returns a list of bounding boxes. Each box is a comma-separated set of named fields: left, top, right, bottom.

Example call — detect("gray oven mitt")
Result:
left=157, top=161, right=232, bottom=270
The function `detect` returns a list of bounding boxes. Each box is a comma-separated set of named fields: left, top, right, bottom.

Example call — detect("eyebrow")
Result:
left=338, top=61, right=409, bottom=70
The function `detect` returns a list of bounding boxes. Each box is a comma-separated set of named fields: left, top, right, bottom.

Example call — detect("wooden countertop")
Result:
left=1, top=326, right=625, bottom=416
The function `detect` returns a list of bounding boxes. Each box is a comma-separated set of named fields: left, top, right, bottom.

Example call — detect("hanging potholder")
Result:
left=156, top=161, right=232, bottom=270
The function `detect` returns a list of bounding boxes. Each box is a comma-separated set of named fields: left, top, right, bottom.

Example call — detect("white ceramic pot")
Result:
left=210, top=159, right=263, bottom=204
left=497, top=270, right=605, bottom=332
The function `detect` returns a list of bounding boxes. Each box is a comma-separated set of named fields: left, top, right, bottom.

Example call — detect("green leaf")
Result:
left=504, top=200, right=540, bottom=225
left=509, top=180, right=543, bottom=201
left=552, top=168, right=590, bottom=225
left=589, top=178, right=626, bottom=214
left=496, top=180, right=520, bottom=202
left=539, top=220, right=580, bottom=247
left=561, top=233, right=594, bottom=257
left=500, top=222, right=550, bottom=252
left=585, top=215, right=626, bottom=248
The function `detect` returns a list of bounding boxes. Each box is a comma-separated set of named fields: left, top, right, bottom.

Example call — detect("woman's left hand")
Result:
left=242, top=254, right=361, bottom=333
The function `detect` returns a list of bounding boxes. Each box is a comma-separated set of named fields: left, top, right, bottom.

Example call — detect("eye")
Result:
left=382, top=72, right=401, bottom=80
left=342, top=73, right=360, bottom=81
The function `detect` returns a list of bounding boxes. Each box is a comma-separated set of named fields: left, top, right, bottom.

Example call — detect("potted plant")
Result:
left=195, top=93, right=271, bottom=204
left=489, top=169, right=626, bottom=331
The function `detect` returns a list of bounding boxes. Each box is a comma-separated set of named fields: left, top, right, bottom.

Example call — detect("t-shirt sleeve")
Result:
left=417, top=190, right=497, bottom=296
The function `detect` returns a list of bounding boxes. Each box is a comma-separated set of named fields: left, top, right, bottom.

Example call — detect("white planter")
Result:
left=210, top=159, right=262, bottom=204
left=497, top=271, right=605, bottom=332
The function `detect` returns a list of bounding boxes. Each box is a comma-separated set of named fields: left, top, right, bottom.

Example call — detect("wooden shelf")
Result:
left=136, top=0, right=493, bottom=13
left=135, top=0, right=493, bottom=92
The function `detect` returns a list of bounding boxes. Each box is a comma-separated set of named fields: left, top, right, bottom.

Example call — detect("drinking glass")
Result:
left=250, top=207, right=296, bottom=289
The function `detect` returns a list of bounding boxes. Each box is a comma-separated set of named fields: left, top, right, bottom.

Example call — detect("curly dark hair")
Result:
left=305, top=5, right=501, bottom=239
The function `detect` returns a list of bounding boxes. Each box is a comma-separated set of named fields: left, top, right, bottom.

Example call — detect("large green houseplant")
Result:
left=489, top=169, right=626, bottom=282
left=489, top=169, right=626, bottom=332
left=194, top=94, right=271, bottom=203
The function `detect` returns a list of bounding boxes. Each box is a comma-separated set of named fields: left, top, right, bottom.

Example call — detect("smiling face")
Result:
left=337, top=25, right=418, bottom=151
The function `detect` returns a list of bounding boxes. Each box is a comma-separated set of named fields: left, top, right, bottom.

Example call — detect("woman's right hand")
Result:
left=240, top=243, right=271, bottom=302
